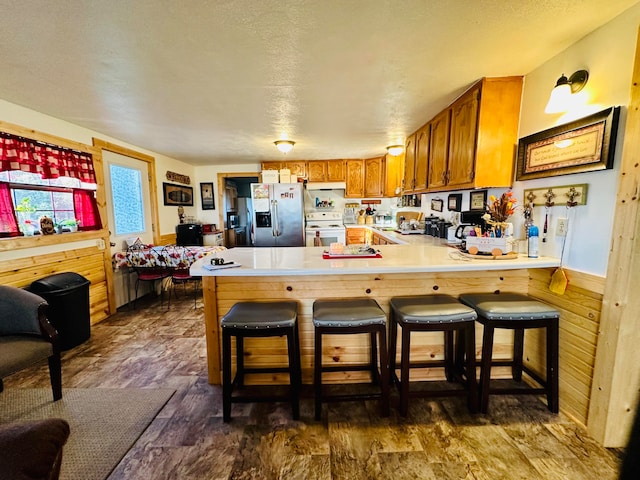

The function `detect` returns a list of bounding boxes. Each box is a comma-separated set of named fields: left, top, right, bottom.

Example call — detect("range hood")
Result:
left=304, top=181, right=347, bottom=190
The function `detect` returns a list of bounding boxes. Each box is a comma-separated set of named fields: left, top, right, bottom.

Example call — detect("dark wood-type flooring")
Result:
left=3, top=288, right=624, bottom=479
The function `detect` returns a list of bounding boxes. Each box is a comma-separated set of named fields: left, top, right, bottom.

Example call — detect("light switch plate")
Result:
left=556, top=218, right=568, bottom=237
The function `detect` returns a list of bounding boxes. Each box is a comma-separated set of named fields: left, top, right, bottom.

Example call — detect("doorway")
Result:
left=217, top=173, right=259, bottom=247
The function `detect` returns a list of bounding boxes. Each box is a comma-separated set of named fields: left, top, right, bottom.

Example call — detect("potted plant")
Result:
left=55, top=218, right=79, bottom=233
left=15, top=198, right=38, bottom=235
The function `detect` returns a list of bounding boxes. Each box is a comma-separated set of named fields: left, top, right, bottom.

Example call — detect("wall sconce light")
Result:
left=545, top=70, right=589, bottom=114
left=274, top=140, right=295, bottom=154
left=386, top=145, right=404, bottom=156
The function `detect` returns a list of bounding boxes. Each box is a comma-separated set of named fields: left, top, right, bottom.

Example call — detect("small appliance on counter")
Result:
left=343, top=203, right=359, bottom=224
left=460, top=210, right=488, bottom=236
left=176, top=223, right=204, bottom=246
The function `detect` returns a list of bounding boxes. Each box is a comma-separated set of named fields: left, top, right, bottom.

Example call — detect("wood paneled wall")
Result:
left=0, top=245, right=111, bottom=324
left=209, top=269, right=531, bottom=385
left=527, top=268, right=605, bottom=428
left=208, top=266, right=605, bottom=430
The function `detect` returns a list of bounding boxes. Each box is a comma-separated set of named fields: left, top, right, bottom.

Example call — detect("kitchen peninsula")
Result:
left=191, top=243, right=560, bottom=385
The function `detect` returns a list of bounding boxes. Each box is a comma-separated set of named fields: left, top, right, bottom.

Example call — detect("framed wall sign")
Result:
left=516, top=106, right=620, bottom=180
left=200, top=182, right=215, bottom=210
left=430, top=198, right=444, bottom=212
left=469, top=190, right=487, bottom=211
left=163, top=182, right=193, bottom=206
left=448, top=193, right=462, bottom=211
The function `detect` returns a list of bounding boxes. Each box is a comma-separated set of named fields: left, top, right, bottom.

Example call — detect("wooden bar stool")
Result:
left=221, top=301, right=301, bottom=422
left=313, top=298, right=390, bottom=420
left=389, top=295, right=478, bottom=416
left=459, top=293, right=560, bottom=414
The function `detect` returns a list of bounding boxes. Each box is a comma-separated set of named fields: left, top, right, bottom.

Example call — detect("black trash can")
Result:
left=30, top=272, right=91, bottom=351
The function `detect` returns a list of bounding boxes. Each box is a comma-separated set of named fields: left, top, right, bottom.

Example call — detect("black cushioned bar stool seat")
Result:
left=221, top=301, right=301, bottom=422
left=389, top=295, right=478, bottom=416
left=313, top=298, right=390, bottom=420
left=459, top=292, right=560, bottom=414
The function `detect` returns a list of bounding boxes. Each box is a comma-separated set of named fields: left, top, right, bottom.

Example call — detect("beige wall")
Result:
left=0, top=99, right=196, bottom=244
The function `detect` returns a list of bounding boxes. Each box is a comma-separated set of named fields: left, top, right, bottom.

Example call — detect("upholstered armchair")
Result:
left=0, top=285, right=62, bottom=401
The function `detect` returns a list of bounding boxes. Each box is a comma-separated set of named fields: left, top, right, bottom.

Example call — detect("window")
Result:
left=109, top=164, right=145, bottom=235
left=0, top=170, right=96, bottom=234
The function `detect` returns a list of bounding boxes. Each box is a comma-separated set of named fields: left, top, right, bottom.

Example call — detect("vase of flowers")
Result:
left=465, top=191, right=517, bottom=255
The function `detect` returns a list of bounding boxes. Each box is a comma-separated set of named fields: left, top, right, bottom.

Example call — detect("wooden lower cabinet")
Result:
left=346, top=227, right=371, bottom=245
left=371, top=231, right=397, bottom=245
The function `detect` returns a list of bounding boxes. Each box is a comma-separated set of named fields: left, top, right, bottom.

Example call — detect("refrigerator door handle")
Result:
left=272, top=200, right=280, bottom=237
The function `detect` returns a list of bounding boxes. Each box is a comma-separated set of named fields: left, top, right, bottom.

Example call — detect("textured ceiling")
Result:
left=0, top=0, right=638, bottom=165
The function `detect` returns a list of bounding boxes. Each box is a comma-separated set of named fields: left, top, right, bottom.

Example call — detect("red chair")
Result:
left=169, top=246, right=201, bottom=308
left=126, top=245, right=172, bottom=308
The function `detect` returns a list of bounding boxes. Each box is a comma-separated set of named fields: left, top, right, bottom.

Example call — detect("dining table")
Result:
left=111, top=244, right=226, bottom=306
left=111, top=244, right=226, bottom=271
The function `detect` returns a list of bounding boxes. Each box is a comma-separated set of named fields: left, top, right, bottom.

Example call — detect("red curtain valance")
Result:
left=0, top=132, right=96, bottom=184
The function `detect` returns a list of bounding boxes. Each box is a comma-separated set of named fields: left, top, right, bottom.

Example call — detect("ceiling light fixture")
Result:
left=386, top=145, right=404, bottom=156
left=545, top=70, right=589, bottom=114
left=274, top=140, right=295, bottom=154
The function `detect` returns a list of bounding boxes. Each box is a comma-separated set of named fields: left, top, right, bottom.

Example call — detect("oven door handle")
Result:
left=271, top=200, right=280, bottom=237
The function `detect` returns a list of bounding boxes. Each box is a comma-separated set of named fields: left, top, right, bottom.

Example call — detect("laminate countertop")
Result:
left=190, top=244, right=559, bottom=277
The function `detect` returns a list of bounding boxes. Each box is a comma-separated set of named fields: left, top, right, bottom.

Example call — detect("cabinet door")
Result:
left=414, top=125, right=430, bottom=192
left=364, top=157, right=383, bottom=197
left=261, top=161, right=282, bottom=171
left=403, top=134, right=416, bottom=193
left=345, top=160, right=364, bottom=198
left=307, top=161, right=327, bottom=182
left=428, top=109, right=450, bottom=189
left=327, top=160, right=345, bottom=181
left=383, top=152, right=403, bottom=197
left=286, top=161, right=307, bottom=179
left=448, top=86, right=479, bottom=187
left=346, top=228, right=365, bottom=245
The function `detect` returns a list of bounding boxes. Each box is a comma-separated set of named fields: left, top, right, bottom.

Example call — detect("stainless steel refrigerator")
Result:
left=250, top=183, right=304, bottom=247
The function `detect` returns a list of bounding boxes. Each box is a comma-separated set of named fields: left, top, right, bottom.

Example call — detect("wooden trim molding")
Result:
left=588, top=26, right=640, bottom=447
left=92, top=138, right=160, bottom=315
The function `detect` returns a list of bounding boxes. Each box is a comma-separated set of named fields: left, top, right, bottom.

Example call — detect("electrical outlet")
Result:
left=556, top=218, right=568, bottom=237
left=96, top=238, right=105, bottom=250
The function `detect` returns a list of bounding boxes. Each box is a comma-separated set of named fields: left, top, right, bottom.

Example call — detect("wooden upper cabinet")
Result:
left=261, top=161, right=282, bottom=171
left=429, top=76, right=523, bottom=192
left=403, top=134, right=416, bottom=193
left=345, top=160, right=364, bottom=198
left=326, top=160, right=345, bottom=181
left=364, top=156, right=384, bottom=197
left=261, top=161, right=305, bottom=178
left=472, top=77, right=523, bottom=189
left=383, top=152, right=404, bottom=197
left=428, top=109, right=451, bottom=190
left=307, top=161, right=327, bottom=182
left=414, top=125, right=430, bottom=192
left=448, top=85, right=480, bottom=187
left=286, top=161, right=306, bottom=178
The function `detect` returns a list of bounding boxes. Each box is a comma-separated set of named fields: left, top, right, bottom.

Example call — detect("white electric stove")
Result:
left=305, top=211, right=346, bottom=247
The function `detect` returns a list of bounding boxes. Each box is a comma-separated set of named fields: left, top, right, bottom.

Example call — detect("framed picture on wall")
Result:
left=430, top=198, right=444, bottom=212
left=200, top=182, right=215, bottom=210
left=448, top=194, right=462, bottom=211
left=516, top=106, right=620, bottom=180
left=162, top=182, right=193, bottom=206
left=469, top=190, right=487, bottom=211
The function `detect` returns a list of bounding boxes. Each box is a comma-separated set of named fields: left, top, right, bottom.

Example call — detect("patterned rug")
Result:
left=0, top=388, right=175, bottom=480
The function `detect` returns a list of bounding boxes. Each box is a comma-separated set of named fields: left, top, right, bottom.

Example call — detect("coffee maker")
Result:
left=457, top=210, right=487, bottom=238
